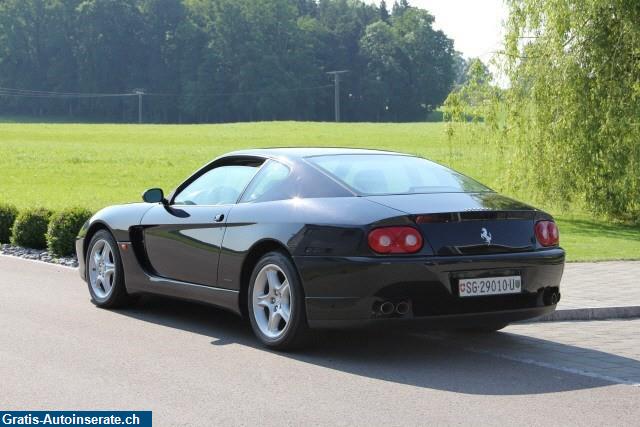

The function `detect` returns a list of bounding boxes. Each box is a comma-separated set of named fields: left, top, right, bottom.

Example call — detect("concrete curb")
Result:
left=528, top=306, right=640, bottom=322
left=0, top=253, right=77, bottom=270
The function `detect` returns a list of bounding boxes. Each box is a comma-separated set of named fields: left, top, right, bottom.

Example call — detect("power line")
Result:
left=0, top=84, right=334, bottom=99
left=0, top=91, right=135, bottom=98
left=0, top=86, right=136, bottom=98
left=144, top=84, right=334, bottom=97
left=0, top=83, right=337, bottom=124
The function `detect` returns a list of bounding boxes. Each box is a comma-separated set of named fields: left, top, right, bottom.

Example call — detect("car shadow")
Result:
left=115, top=295, right=638, bottom=395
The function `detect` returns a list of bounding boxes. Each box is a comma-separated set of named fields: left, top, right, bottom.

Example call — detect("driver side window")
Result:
left=173, top=164, right=259, bottom=206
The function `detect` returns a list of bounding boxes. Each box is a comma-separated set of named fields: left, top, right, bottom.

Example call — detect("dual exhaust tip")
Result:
left=376, top=290, right=560, bottom=315
left=378, top=300, right=410, bottom=316
left=543, top=289, right=561, bottom=305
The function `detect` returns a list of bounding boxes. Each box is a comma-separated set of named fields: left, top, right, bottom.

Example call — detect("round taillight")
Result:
left=535, top=220, right=559, bottom=247
left=368, top=227, right=423, bottom=254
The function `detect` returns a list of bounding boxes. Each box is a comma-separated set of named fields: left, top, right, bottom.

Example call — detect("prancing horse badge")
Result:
left=480, top=227, right=492, bottom=245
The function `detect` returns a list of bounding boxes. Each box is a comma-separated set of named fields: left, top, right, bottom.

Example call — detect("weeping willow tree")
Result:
left=443, top=59, right=503, bottom=173
left=447, top=0, right=640, bottom=221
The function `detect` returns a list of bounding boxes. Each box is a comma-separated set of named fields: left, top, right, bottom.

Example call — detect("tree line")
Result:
left=0, top=0, right=461, bottom=123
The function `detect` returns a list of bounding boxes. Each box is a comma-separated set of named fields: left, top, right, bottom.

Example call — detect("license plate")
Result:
left=458, top=276, right=522, bottom=297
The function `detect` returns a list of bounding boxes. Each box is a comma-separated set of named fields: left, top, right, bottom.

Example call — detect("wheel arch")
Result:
left=83, top=221, right=113, bottom=261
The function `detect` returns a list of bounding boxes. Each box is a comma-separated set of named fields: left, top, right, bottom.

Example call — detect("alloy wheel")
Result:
left=251, top=264, right=292, bottom=339
left=88, top=239, right=116, bottom=299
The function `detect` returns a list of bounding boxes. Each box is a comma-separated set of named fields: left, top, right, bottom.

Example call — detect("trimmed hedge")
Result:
left=10, top=208, right=53, bottom=249
left=46, top=208, right=93, bottom=257
left=0, top=203, right=18, bottom=243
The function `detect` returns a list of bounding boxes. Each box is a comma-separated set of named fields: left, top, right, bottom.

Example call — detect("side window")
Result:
left=240, top=160, right=291, bottom=203
left=174, top=165, right=259, bottom=205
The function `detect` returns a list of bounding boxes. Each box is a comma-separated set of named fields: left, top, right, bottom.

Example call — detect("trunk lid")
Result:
left=366, top=192, right=538, bottom=256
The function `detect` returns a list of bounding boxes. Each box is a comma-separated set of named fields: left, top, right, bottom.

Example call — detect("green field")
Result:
left=0, top=121, right=638, bottom=262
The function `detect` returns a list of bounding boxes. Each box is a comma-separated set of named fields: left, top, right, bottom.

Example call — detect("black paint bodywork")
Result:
left=77, top=148, right=564, bottom=328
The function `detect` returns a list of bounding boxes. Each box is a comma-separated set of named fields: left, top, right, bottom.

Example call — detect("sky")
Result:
left=377, top=0, right=509, bottom=61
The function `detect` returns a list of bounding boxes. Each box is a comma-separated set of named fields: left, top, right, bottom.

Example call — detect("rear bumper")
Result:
left=308, top=306, right=556, bottom=329
left=295, top=248, right=564, bottom=329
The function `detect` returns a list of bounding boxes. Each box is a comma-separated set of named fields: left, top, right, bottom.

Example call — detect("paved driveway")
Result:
left=1, top=256, right=639, bottom=426
left=558, top=261, right=640, bottom=310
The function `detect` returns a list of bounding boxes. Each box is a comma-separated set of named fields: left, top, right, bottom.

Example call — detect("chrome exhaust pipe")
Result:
left=395, top=301, right=410, bottom=315
left=543, top=290, right=560, bottom=305
left=379, top=301, right=395, bottom=315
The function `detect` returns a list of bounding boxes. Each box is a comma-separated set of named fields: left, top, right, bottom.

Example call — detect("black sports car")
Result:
left=76, top=148, right=564, bottom=349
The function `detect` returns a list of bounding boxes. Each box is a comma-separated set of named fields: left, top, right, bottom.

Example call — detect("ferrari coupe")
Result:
left=76, top=148, right=564, bottom=349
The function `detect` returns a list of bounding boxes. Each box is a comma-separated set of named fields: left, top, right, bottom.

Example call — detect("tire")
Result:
left=85, top=229, right=135, bottom=308
left=247, top=251, right=308, bottom=350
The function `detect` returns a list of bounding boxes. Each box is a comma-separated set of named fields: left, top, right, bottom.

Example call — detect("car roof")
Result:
left=223, top=147, right=411, bottom=160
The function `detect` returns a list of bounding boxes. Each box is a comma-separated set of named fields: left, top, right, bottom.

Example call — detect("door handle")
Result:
left=214, top=213, right=225, bottom=222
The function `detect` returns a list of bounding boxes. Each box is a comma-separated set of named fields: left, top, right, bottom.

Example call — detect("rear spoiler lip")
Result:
left=413, top=210, right=544, bottom=223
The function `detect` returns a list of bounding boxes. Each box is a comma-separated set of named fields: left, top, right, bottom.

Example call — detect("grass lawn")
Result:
left=0, top=121, right=638, bottom=262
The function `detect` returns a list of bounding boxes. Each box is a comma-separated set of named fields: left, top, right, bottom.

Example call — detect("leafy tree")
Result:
left=391, top=8, right=455, bottom=119
left=442, top=58, right=502, bottom=170
left=139, top=0, right=186, bottom=122
left=359, top=20, right=403, bottom=120
left=0, top=0, right=456, bottom=124
left=444, top=58, right=497, bottom=123
left=451, top=52, right=468, bottom=86
left=0, top=0, right=80, bottom=116
left=499, top=0, right=640, bottom=220
left=379, top=0, right=390, bottom=22
left=296, top=0, right=317, bottom=17
left=74, top=0, right=147, bottom=120
left=444, top=0, right=640, bottom=221
left=392, top=0, right=410, bottom=17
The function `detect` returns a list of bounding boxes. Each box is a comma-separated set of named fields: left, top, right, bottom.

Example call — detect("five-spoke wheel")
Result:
left=88, top=238, right=116, bottom=299
left=248, top=252, right=308, bottom=349
left=252, top=264, right=292, bottom=339
left=86, top=229, right=134, bottom=308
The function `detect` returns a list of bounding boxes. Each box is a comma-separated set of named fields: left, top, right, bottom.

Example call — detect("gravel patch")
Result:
left=0, top=244, right=78, bottom=268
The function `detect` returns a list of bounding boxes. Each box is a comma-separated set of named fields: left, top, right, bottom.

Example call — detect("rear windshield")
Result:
left=307, top=154, right=491, bottom=195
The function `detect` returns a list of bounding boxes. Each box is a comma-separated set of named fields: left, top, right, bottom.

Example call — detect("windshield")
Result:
left=307, top=154, right=491, bottom=195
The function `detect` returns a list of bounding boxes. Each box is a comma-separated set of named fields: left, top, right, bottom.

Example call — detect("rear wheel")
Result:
left=86, top=229, right=135, bottom=308
left=248, top=252, right=308, bottom=350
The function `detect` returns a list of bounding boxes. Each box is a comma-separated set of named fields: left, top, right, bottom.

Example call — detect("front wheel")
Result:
left=248, top=252, right=308, bottom=350
left=86, top=229, right=135, bottom=308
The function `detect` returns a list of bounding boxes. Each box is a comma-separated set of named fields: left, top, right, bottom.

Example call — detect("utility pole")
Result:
left=326, top=70, right=348, bottom=122
left=133, top=89, right=145, bottom=124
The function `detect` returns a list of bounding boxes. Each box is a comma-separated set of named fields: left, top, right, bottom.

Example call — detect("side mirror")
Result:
left=142, top=188, right=166, bottom=204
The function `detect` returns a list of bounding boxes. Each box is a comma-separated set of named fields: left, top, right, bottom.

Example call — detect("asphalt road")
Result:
left=1, top=255, right=639, bottom=426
